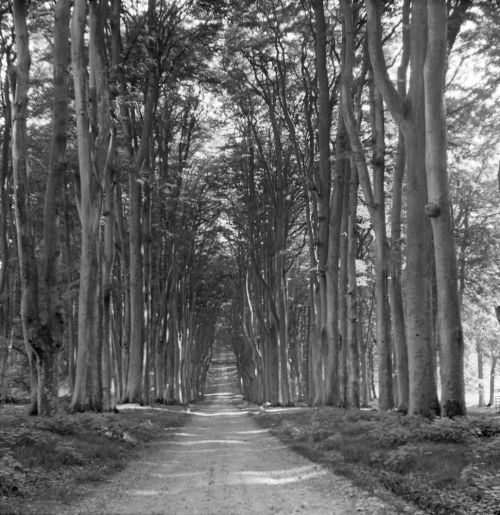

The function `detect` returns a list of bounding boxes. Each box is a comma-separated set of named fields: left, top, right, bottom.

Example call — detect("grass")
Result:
left=0, top=402, right=188, bottom=514
left=254, top=406, right=500, bottom=515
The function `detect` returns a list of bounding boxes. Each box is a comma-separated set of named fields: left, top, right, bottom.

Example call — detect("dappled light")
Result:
left=227, top=465, right=328, bottom=486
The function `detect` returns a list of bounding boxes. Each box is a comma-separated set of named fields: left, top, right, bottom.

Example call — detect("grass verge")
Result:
left=254, top=407, right=500, bottom=515
left=0, top=403, right=188, bottom=514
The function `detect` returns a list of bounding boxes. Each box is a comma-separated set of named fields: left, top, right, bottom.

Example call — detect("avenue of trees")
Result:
left=0, top=0, right=499, bottom=418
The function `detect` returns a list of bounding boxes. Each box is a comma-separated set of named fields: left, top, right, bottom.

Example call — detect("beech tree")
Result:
left=424, top=0, right=465, bottom=417
left=340, top=0, right=393, bottom=410
left=70, top=0, right=104, bottom=411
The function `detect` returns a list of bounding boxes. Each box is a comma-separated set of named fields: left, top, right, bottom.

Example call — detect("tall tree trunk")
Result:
left=369, top=73, right=393, bottom=412
left=366, top=0, right=439, bottom=416
left=358, top=298, right=369, bottom=407
left=41, top=0, right=71, bottom=416
left=124, top=0, right=157, bottom=403
left=12, top=0, right=48, bottom=416
left=347, top=162, right=359, bottom=408
left=389, top=4, right=410, bottom=412
left=70, top=0, right=102, bottom=412
left=477, top=344, right=484, bottom=407
left=0, top=71, right=12, bottom=382
left=341, top=0, right=393, bottom=410
left=0, top=72, right=11, bottom=302
left=424, top=0, right=465, bottom=417
left=325, top=112, right=346, bottom=408
left=125, top=150, right=144, bottom=403
left=63, top=187, right=76, bottom=393
left=338, top=158, right=350, bottom=407
left=311, top=0, right=331, bottom=406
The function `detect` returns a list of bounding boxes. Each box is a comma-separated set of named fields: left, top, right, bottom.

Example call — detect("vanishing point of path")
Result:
left=39, top=344, right=419, bottom=514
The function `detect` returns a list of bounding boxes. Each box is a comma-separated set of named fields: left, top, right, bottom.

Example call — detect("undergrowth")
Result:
left=0, top=404, right=187, bottom=514
left=255, top=407, right=500, bottom=515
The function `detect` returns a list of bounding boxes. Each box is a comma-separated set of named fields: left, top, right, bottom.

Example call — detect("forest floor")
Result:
left=1, top=350, right=499, bottom=515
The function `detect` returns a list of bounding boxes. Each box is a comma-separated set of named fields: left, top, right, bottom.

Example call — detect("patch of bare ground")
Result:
left=255, top=405, right=500, bottom=515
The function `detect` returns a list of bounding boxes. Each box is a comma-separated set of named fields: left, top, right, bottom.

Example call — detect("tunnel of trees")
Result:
left=0, top=0, right=499, bottom=418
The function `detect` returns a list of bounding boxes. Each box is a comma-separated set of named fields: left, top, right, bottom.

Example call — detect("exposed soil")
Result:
left=30, top=345, right=419, bottom=514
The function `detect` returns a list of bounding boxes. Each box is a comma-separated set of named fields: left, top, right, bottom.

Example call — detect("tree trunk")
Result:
left=369, top=73, right=394, bottom=412
left=0, top=71, right=12, bottom=385
left=40, top=0, right=71, bottom=415
left=312, top=0, right=331, bottom=406
left=0, top=72, right=11, bottom=302
left=124, top=0, right=157, bottom=403
left=424, top=0, right=465, bottom=417
left=70, top=0, right=103, bottom=412
left=325, top=113, right=346, bottom=408
left=347, top=162, right=359, bottom=408
left=366, top=0, right=439, bottom=416
left=12, top=0, right=50, bottom=416
left=341, top=0, right=393, bottom=410
left=390, top=124, right=409, bottom=413
left=125, top=154, right=144, bottom=403
left=477, top=344, right=484, bottom=407
left=338, top=158, right=350, bottom=407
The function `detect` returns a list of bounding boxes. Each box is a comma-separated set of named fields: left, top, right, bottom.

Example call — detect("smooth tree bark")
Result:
left=325, top=112, right=346, bottom=407
left=477, top=343, right=484, bottom=407
left=424, top=0, right=465, bottom=417
left=124, top=0, right=157, bottom=404
left=0, top=68, right=12, bottom=365
left=311, top=0, right=331, bottom=406
left=70, top=0, right=103, bottom=412
left=341, top=0, right=393, bottom=410
left=346, top=160, right=359, bottom=408
left=389, top=0, right=410, bottom=413
left=12, top=0, right=54, bottom=415
left=41, top=0, right=71, bottom=415
left=0, top=71, right=11, bottom=304
left=338, top=156, right=350, bottom=406
left=88, top=0, right=116, bottom=412
left=366, top=0, right=439, bottom=416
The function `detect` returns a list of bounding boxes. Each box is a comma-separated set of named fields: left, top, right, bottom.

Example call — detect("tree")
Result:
left=340, top=0, right=393, bottom=410
left=12, top=0, right=49, bottom=415
left=40, top=0, right=71, bottom=415
left=367, top=0, right=439, bottom=417
left=424, top=0, right=465, bottom=417
left=70, top=0, right=105, bottom=411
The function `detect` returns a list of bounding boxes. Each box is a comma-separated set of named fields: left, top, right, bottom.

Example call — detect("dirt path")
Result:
left=40, top=345, right=417, bottom=514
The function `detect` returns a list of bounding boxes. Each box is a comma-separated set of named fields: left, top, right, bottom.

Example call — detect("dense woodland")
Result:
left=0, top=0, right=499, bottom=418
